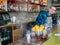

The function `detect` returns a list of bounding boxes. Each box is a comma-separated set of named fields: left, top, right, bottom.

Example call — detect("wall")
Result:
left=9, top=12, right=39, bottom=18
left=9, top=12, right=39, bottom=22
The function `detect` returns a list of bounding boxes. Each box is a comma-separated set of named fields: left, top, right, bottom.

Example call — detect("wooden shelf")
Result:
left=27, top=11, right=40, bottom=13
left=7, top=0, right=48, bottom=12
left=0, top=24, right=16, bottom=28
left=8, top=11, right=20, bottom=13
left=7, top=0, right=47, bottom=13
left=8, top=0, right=40, bottom=5
left=27, top=2, right=40, bottom=5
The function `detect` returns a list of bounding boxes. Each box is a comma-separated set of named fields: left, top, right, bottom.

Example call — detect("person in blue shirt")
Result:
left=34, top=6, right=56, bottom=26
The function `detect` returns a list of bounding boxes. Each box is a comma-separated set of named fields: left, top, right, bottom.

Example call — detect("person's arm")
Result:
left=33, top=11, right=47, bottom=26
left=35, top=12, right=44, bottom=25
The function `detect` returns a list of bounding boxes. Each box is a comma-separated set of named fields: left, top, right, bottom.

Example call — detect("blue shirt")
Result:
left=34, top=11, right=49, bottom=26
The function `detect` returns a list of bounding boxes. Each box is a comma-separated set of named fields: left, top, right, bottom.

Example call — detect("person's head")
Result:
left=49, top=6, right=56, bottom=14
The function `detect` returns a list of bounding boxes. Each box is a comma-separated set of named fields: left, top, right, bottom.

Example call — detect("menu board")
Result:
left=0, top=0, right=7, bottom=11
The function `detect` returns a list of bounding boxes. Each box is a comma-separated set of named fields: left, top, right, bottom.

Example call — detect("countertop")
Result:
left=0, top=16, right=37, bottom=28
left=0, top=24, right=16, bottom=28
left=8, top=25, right=58, bottom=45
left=42, top=29, right=60, bottom=45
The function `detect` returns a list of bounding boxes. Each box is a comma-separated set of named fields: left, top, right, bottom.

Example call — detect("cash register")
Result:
left=0, top=12, right=12, bottom=45
left=0, top=12, right=11, bottom=25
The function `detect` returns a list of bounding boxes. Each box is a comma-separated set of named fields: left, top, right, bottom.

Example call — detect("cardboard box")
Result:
left=12, top=29, right=23, bottom=42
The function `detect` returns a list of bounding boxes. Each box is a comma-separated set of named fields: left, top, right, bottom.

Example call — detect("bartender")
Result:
left=32, top=6, right=57, bottom=40
left=34, top=6, right=56, bottom=26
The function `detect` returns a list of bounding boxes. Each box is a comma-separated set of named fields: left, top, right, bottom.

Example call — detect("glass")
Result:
left=46, top=17, right=52, bottom=37
left=26, top=31, right=31, bottom=43
left=30, top=32, right=36, bottom=43
left=30, top=32, right=35, bottom=38
left=44, top=17, right=52, bottom=40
